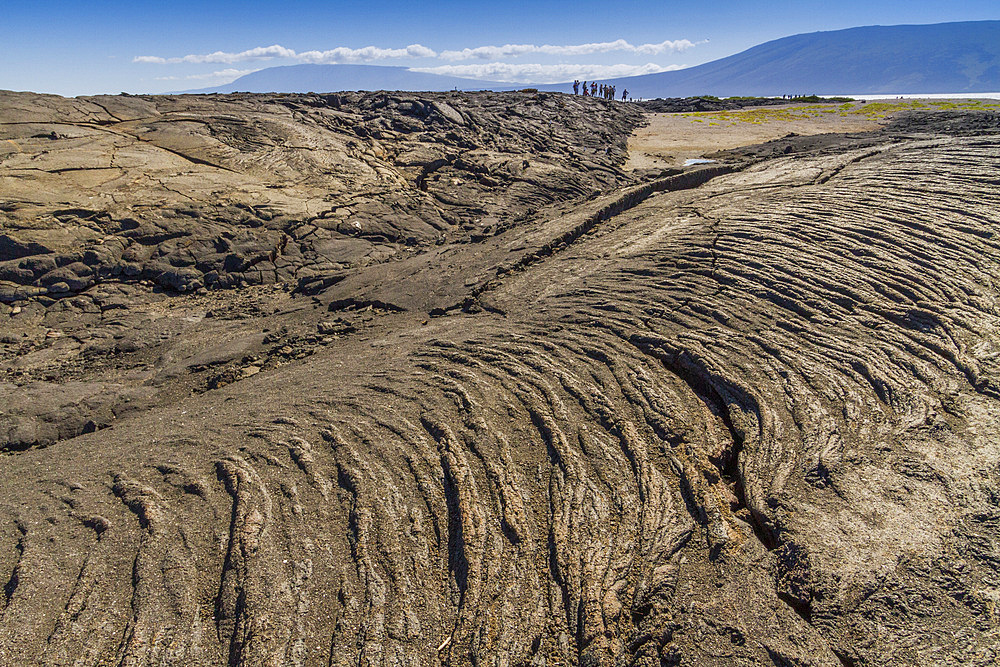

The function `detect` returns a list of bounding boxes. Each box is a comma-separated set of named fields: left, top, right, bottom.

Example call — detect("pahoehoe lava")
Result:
left=1, top=90, right=999, bottom=665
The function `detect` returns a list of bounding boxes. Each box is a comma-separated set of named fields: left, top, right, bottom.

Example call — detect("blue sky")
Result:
left=3, top=1, right=998, bottom=96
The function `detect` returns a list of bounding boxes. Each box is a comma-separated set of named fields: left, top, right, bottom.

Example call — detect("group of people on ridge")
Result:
left=573, top=80, right=628, bottom=102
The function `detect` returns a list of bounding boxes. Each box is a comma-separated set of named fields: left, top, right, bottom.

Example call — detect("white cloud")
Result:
left=297, top=44, right=437, bottom=64
left=135, top=43, right=435, bottom=65
left=410, top=62, right=687, bottom=84
left=135, top=38, right=703, bottom=66
left=136, top=45, right=296, bottom=64
left=636, top=39, right=705, bottom=54
left=439, top=39, right=700, bottom=61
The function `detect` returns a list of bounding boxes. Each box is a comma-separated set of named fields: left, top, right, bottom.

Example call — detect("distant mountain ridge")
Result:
left=180, top=21, right=1000, bottom=98
left=553, top=21, right=1000, bottom=98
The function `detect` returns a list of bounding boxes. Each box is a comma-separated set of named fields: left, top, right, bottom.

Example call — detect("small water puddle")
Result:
left=684, top=158, right=717, bottom=166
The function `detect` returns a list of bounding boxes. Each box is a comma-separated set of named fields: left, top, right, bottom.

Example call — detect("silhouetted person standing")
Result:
left=622, top=88, right=628, bottom=101
left=573, top=80, right=579, bottom=95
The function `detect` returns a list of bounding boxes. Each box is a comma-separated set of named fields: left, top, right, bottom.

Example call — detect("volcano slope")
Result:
left=1, top=92, right=1000, bottom=666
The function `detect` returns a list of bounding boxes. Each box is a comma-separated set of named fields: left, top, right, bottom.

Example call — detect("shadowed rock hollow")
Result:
left=1, top=90, right=999, bottom=666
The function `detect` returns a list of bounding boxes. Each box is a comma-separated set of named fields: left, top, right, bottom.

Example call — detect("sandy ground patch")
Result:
left=626, top=103, right=881, bottom=169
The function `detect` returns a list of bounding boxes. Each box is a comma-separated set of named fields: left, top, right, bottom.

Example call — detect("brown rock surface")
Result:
left=1, top=90, right=999, bottom=665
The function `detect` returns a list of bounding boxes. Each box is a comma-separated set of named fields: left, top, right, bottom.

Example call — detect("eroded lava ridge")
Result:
left=1, top=90, right=999, bottom=665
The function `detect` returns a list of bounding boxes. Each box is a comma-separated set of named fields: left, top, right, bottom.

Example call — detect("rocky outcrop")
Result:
left=636, top=96, right=849, bottom=113
left=0, top=90, right=641, bottom=299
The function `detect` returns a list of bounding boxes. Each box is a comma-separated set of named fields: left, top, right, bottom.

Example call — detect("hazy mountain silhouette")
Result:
left=178, top=64, right=511, bottom=94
